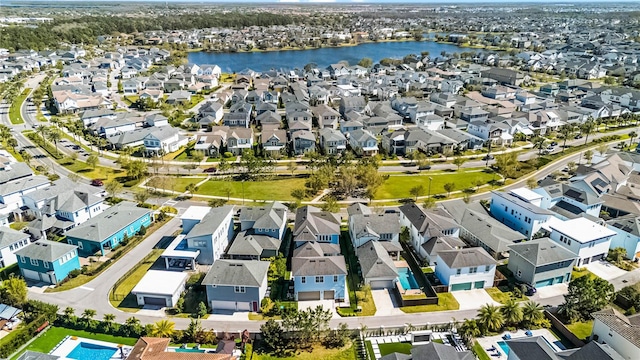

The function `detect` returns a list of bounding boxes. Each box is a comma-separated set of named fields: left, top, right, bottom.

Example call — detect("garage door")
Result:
left=212, top=300, right=236, bottom=311
left=143, top=297, right=167, bottom=306
left=555, top=276, right=565, bottom=284
left=535, top=278, right=554, bottom=288
left=370, top=280, right=393, bottom=289
left=474, top=281, right=485, bottom=289
left=324, top=290, right=335, bottom=299
left=236, top=302, right=251, bottom=311
left=298, top=291, right=321, bottom=300
left=451, top=282, right=472, bottom=291
left=591, top=254, right=605, bottom=262
left=21, top=269, right=41, bottom=281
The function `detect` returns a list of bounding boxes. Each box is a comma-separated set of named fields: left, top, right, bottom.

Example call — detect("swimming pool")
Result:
left=398, top=267, right=420, bottom=290
left=497, top=341, right=510, bottom=355
left=175, top=348, right=205, bottom=353
left=66, top=342, right=119, bottom=360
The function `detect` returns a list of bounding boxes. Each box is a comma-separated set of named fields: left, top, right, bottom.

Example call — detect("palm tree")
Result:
left=628, top=131, right=637, bottom=148
left=459, top=319, right=481, bottom=340
left=151, top=319, right=175, bottom=338
left=477, top=304, right=504, bottom=333
left=81, top=309, right=97, bottom=324
left=581, top=119, right=596, bottom=146
left=36, top=125, right=47, bottom=142
left=522, top=301, right=545, bottom=328
left=559, top=124, right=573, bottom=151
left=47, top=127, right=62, bottom=155
left=501, top=299, right=523, bottom=327
left=20, top=151, right=32, bottom=166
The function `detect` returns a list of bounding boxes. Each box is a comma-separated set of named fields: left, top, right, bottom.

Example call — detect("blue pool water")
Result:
left=497, top=341, right=510, bottom=355
left=497, top=336, right=561, bottom=355
left=175, top=348, right=205, bottom=353
left=66, top=342, right=118, bottom=360
left=398, top=267, right=420, bottom=290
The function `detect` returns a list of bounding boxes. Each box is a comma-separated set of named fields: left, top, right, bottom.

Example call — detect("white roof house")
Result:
left=548, top=217, right=616, bottom=267
left=131, top=270, right=189, bottom=307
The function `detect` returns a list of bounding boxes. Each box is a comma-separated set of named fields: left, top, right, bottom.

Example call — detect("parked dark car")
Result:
left=550, top=141, right=558, bottom=146
left=574, top=134, right=583, bottom=139
left=91, top=179, right=104, bottom=186
left=418, top=165, right=432, bottom=171
left=482, top=154, right=494, bottom=161
left=203, top=167, right=217, bottom=173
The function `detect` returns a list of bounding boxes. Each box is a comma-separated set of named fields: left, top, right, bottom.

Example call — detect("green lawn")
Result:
left=365, top=341, right=375, bottom=360
left=486, top=287, right=528, bottom=304
left=246, top=342, right=355, bottom=360
left=11, top=326, right=138, bottom=360
left=196, top=177, right=309, bottom=201
left=566, top=320, right=593, bottom=341
left=400, top=293, right=460, bottom=313
left=378, top=342, right=412, bottom=356
left=376, top=171, right=495, bottom=199
left=110, top=249, right=164, bottom=311
left=472, top=341, right=492, bottom=360
left=9, top=88, right=30, bottom=124
left=571, top=268, right=597, bottom=280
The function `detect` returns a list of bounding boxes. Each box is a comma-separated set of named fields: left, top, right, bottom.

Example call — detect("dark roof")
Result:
left=592, top=308, right=640, bottom=349
left=357, top=240, right=398, bottom=279
left=201, top=259, right=270, bottom=287
left=506, top=336, right=558, bottom=360
left=437, top=247, right=496, bottom=269
left=411, top=342, right=475, bottom=360
left=508, top=238, right=577, bottom=267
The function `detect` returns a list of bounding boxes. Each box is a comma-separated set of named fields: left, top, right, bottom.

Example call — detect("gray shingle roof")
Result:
left=350, top=213, right=400, bottom=238
left=185, top=205, right=234, bottom=239
left=556, top=341, right=625, bottom=360
left=293, top=241, right=341, bottom=257
left=201, top=259, right=270, bottom=287
left=411, top=342, right=475, bottom=360
left=292, top=256, right=347, bottom=276
left=64, top=201, right=152, bottom=242
left=357, top=240, right=398, bottom=279
left=592, top=308, right=640, bottom=349
left=16, top=351, right=60, bottom=360
left=15, top=239, right=76, bottom=262
left=0, top=162, right=33, bottom=185
left=505, top=336, right=557, bottom=360
left=240, top=202, right=287, bottom=231
left=293, top=206, right=340, bottom=242
left=508, top=238, right=577, bottom=267
left=399, top=203, right=459, bottom=238
left=226, top=230, right=281, bottom=257
left=0, top=226, right=29, bottom=249
left=0, top=175, right=50, bottom=197
left=421, top=236, right=466, bottom=258
left=437, top=247, right=496, bottom=269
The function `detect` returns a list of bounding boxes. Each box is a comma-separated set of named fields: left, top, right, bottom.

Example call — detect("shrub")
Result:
left=68, top=269, right=81, bottom=278
left=138, top=225, right=146, bottom=236
left=223, top=152, right=234, bottom=158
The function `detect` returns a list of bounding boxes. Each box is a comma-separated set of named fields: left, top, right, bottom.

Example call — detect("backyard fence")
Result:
left=544, top=309, right=586, bottom=347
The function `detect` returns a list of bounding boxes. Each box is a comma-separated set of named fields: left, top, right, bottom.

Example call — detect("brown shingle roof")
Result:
left=128, top=337, right=234, bottom=360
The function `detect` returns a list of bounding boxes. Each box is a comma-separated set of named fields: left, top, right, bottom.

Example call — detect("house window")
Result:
left=456, top=269, right=461, bottom=275
left=469, top=267, right=478, bottom=274
left=485, top=265, right=490, bottom=272
left=78, top=242, right=83, bottom=250
left=334, top=275, right=338, bottom=282
left=301, top=277, right=306, bottom=284
left=44, top=262, right=49, bottom=269
left=234, top=286, right=246, bottom=293
left=315, top=276, right=324, bottom=283
left=30, top=258, right=39, bottom=266
left=20, top=256, right=25, bottom=263
left=517, top=270, right=522, bottom=278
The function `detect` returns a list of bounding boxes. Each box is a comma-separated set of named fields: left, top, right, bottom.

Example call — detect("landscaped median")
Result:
left=9, top=88, right=31, bottom=124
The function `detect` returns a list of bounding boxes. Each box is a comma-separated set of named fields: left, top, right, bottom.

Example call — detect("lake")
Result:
left=187, top=40, right=481, bottom=73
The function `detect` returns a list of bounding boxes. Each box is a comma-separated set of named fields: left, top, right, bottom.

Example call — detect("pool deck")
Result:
left=394, top=261, right=423, bottom=296
left=49, top=336, right=133, bottom=359
left=475, top=329, right=563, bottom=358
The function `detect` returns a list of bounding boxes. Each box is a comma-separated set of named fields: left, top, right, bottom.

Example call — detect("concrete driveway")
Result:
left=585, top=260, right=627, bottom=280
left=298, top=300, right=340, bottom=318
left=452, top=289, right=500, bottom=310
left=371, top=289, right=404, bottom=316
left=530, top=283, right=568, bottom=301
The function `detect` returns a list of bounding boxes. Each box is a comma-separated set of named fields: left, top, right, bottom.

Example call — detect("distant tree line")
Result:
left=1, top=12, right=301, bottom=51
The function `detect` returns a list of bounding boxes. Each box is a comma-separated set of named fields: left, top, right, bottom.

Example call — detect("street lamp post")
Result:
left=428, top=177, right=433, bottom=198
left=242, top=180, right=245, bottom=205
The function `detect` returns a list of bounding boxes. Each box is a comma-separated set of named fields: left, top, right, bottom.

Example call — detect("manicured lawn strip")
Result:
left=9, top=88, right=30, bottom=124
left=376, top=171, right=495, bottom=199
left=110, top=249, right=164, bottom=311
left=566, top=320, right=593, bottom=341
left=571, top=268, right=597, bottom=280
left=196, top=177, right=309, bottom=201
left=365, top=341, right=375, bottom=360
left=486, top=287, right=527, bottom=304
left=400, top=293, right=459, bottom=313
left=11, top=326, right=138, bottom=360
left=378, top=342, right=412, bottom=356
left=472, top=341, right=492, bottom=360
left=246, top=342, right=356, bottom=360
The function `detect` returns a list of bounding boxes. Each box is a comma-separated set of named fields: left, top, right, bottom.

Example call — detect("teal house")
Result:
left=65, top=201, right=153, bottom=256
left=16, top=240, right=80, bottom=284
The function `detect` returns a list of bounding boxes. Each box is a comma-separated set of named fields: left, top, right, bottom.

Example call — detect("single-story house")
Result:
left=132, top=270, right=189, bottom=307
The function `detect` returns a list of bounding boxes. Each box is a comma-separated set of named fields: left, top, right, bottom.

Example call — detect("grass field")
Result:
left=376, top=170, right=495, bottom=199
left=486, top=287, right=528, bottom=304
left=196, top=177, right=309, bottom=201
left=246, top=342, right=355, bottom=360
left=571, top=268, right=597, bottom=280
left=378, top=342, right=412, bottom=356
left=472, top=341, right=492, bottom=360
left=400, top=293, right=460, bottom=313
left=11, top=326, right=138, bottom=360
left=9, top=88, right=30, bottom=124
left=110, top=249, right=164, bottom=311
left=566, top=320, right=593, bottom=341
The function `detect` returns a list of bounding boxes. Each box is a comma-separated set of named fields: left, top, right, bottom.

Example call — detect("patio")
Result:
left=475, top=328, right=565, bottom=358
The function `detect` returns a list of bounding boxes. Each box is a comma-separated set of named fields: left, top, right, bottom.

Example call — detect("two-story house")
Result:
left=349, top=210, right=401, bottom=249
left=202, top=259, right=270, bottom=312
left=507, top=237, right=577, bottom=288
left=398, top=203, right=461, bottom=262
left=239, top=202, right=287, bottom=241
left=0, top=227, right=31, bottom=268
left=548, top=217, right=616, bottom=267
left=16, top=240, right=80, bottom=285
left=293, top=206, right=341, bottom=248
left=292, top=130, right=317, bottom=155
left=591, top=309, right=640, bottom=360
left=181, top=205, right=235, bottom=265
left=358, top=239, right=400, bottom=289
left=318, top=128, right=347, bottom=155
left=312, top=104, right=341, bottom=130
left=225, top=230, right=281, bottom=260
left=198, top=101, right=224, bottom=125
left=143, top=127, right=188, bottom=156
left=65, top=201, right=153, bottom=256
left=226, top=128, right=253, bottom=156
left=434, top=247, right=497, bottom=291
left=260, top=128, right=287, bottom=157
left=490, top=188, right=555, bottom=239
left=292, top=255, right=347, bottom=301
left=224, top=102, right=252, bottom=128
left=607, top=215, right=640, bottom=261
left=533, top=183, right=603, bottom=219
left=348, top=128, right=379, bottom=157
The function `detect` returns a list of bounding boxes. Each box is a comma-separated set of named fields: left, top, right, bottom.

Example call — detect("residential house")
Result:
left=507, top=237, right=577, bottom=288
left=143, top=126, right=188, bottom=156
left=292, top=130, right=316, bottom=155
left=0, top=169, right=51, bottom=226
left=182, top=205, right=235, bottom=265
left=202, top=259, right=270, bottom=313
left=293, top=206, right=341, bottom=248
left=348, top=128, right=379, bottom=156
left=166, top=90, right=191, bottom=104
left=194, top=134, right=224, bottom=156
left=357, top=240, right=399, bottom=289
left=226, top=231, right=281, bottom=260
left=481, top=68, right=526, bottom=86
left=319, top=128, right=347, bottom=155
left=224, top=102, right=252, bottom=128
left=313, top=104, right=341, bottom=129
left=198, top=101, right=224, bottom=125
left=260, top=128, right=287, bottom=156
left=349, top=209, right=400, bottom=249
left=533, top=182, right=603, bottom=219
left=226, top=128, right=253, bottom=156
left=504, top=336, right=624, bottom=360
left=16, top=240, right=80, bottom=285
left=127, top=337, right=234, bottom=360
left=239, top=202, right=287, bottom=241
left=398, top=203, right=461, bottom=262
left=607, top=215, right=640, bottom=261
left=434, top=247, right=497, bottom=291
left=591, top=309, right=640, bottom=360
left=65, top=201, right=153, bottom=256
left=381, top=342, right=474, bottom=360
left=292, top=255, right=347, bottom=301
left=548, top=217, right=616, bottom=267
left=339, top=96, right=366, bottom=116
left=490, top=188, right=555, bottom=239
left=0, top=227, right=31, bottom=268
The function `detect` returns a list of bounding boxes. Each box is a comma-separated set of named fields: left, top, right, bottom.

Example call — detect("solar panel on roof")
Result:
left=564, top=189, right=584, bottom=202
left=549, top=188, right=561, bottom=194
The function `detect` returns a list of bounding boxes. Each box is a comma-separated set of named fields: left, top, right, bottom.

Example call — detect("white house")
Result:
left=548, top=217, right=616, bottom=267
left=607, top=215, right=640, bottom=261
left=398, top=203, right=460, bottom=261
left=180, top=205, right=235, bottom=265
left=591, top=309, right=640, bottom=360
left=131, top=270, right=188, bottom=307
left=143, top=127, right=188, bottom=156
left=434, top=247, right=497, bottom=291
left=0, top=227, right=31, bottom=268
left=490, top=188, right=555, bottom=239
